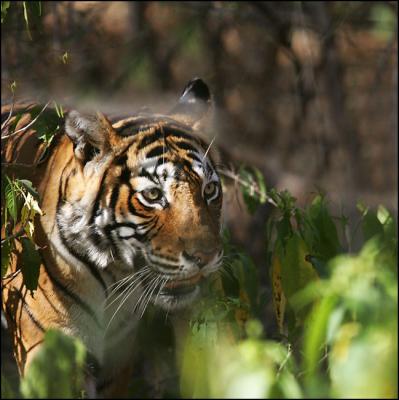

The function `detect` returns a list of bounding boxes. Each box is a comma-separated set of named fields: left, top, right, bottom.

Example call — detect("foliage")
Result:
left=1, top=1, right=41, bottom=39
left=1, top=175, right=43, bottom=293
left=1, top=103, right=62, bottom=288
left=3, top=87, right=399, bottom=395
left=175, top=168, right=397, bottom=399
left=20, top=330, right=86, bottom=398
left=1, top=156, right=397, bottom=398
left=1, top=1, right=10, bottom=24
left=370, top=3, right=397, bottom=41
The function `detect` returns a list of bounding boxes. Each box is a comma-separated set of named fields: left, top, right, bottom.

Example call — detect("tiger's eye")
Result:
left=142, top=188, right=163, bottom=202
left=204, top=182, right=217, bottom=198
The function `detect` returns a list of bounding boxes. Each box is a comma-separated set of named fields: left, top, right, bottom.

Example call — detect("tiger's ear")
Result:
left=65, top=110, right=120, bottom=163
left=168, top=78, right=212, bottom=130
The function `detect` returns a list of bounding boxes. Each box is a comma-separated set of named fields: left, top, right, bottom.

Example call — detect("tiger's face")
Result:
left=61, top=79, right=223, bottom=311
left=109, top=124, right=223, bottom=310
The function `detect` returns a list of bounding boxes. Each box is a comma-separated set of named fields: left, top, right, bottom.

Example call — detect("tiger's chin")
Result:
left=153, top=285, right=201, bottom=312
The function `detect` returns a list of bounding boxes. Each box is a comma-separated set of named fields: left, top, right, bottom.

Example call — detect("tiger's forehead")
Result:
left=112, top=115, right=218, bottom=184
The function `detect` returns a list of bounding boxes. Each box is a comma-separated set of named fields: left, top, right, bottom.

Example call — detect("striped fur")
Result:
left=1, top=79, right=223, bottom=397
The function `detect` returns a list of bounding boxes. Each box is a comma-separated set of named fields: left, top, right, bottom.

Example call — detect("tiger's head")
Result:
left=59, top=78, right=223, bottom=311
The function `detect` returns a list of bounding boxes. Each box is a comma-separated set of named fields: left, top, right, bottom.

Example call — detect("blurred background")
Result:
left=1, top=1, right=398, bottom=395
left=2, top=1, right=397, bottom=250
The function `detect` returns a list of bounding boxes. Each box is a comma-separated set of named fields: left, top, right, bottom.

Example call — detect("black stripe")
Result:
left=115, top=119, right=160, bottom=137
left=187, top=152, right=203, bottom=163
left=155, top=156, right=173, bottom=169
left=147, top=222, right=164, bottom=241
left=90, top=231, right=105, bottom=247
left=115, top=117, right=193, bottom=138
left=146, top=145, right=166, bottom=159
left=109, top=185, right=121, bottom=210
left=180, top=158, right=198, bottom=176
left=139, top=168, right=159, bottom=184
left=137, top=216, right=157, bottom=230
left=120, top=167, right=132, bottom=185
left=42, top=261, right=103, bottom=329
left=114, top=154, right=128, bottom=166
left=173, top=140, right=199, bottom=154
left=56, top=208, right=108, bottom=295
left=22, top=302, right=45, bottom=332
left=127, top=192, right=149, bottom=219
left=89, top=169, right=109, bottom=224
left=162, top=126, right=199, bottom=143
left=137, top=129, right=164, bottom=150
left=15, top=290, right=45, bottom=332
left=136, top=125, right=201, bottom=152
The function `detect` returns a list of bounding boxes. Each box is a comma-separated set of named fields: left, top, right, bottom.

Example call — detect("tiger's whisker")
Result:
left=139, top=275, right=163, bottom=319
left=104, top=268, right=150, bottom=307
left=202, top=135, right=216, bottom=161
left=154, top=277, right=168, bottom=307
left=107, top=267, right=150, bottom=294
left=105, top=272, right=153, bottom=331
left=104, top=268, right=151, bottom=309
left=106, top=266, right=150, bottom=291
left=132, top=273, right=157, bottom=315
left=136, top=274, right=159, bottom=318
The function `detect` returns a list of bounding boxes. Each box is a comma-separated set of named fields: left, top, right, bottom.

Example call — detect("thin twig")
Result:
left=276, top=343, right=292, bottom=377
left=1, top=93, right=15, bottom=131
left=2, top=269, right=21, bottom=282
left=1, top=101, right=51, bottom=141
left=2, top=162, right=37, bottom=168
left=1, top=227, right=25, bottom=245
left=219, top=168, right=278, bottom=207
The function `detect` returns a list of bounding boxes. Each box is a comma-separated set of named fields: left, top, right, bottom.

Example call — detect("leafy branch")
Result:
left=1, top=101, right=51, bottom=141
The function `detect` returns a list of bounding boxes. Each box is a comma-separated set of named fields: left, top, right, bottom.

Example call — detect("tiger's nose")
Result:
left=182, top=249, right=220, bottom=267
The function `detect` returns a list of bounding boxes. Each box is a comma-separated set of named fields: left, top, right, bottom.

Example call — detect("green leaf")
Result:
left=279, top=234, right=318, bottom=300
left=5, top=176, right=19, bottom=223
left=1, top=1, right=10, bottom=24
left=20, top=329, right=86, bottom=398
left=303, top=295, right=337, bottom=385
left=29, top=105, right=61, bottom=146
left=304, top=255, right=328, bottom=279
left=276, top=213, right=293, bottom=247
left=10, top=80, right=16, bottom=93
left=377, top=205, right=396, bottom=240
left=370, top=3, right=396, bottom=41
left=20, top=237, right=41, bottom=292
left=231, top=253, right=259, bottom=316
left=180, top=324, right=212, bottom=398
left=330, top=324, right=397, bottom=398
left=361, top=208, right=384, bottom=241
left=33, top=1, right=41, bottom=16
left=239, top=165, right=267, bottom=214
left=303, top=194, right=341, bottom=262
left=1, top=240, right=11, bottom=278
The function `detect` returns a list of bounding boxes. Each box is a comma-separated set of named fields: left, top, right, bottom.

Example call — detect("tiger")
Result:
left=1, top=78, right=224, bottom=398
